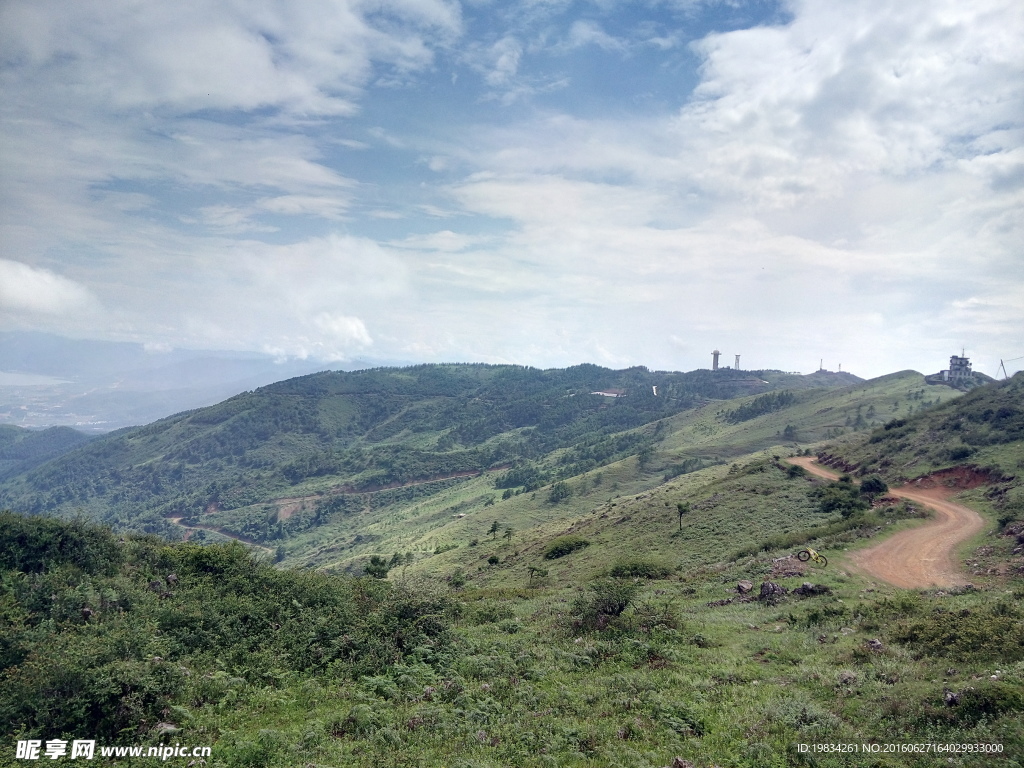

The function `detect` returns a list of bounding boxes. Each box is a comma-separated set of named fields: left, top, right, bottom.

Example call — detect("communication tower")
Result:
left=712, top=350, right=720, bottom=371
left=734, top=354, right=741, bottom=370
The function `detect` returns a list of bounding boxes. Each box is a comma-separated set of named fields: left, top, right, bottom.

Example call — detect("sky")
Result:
left=1, top=0, right=1022, bottom=380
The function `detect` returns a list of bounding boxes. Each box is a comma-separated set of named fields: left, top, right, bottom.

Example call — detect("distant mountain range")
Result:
left=0, top=361, right=867, bottom=553
left=0, top=331, right=404, bottom=432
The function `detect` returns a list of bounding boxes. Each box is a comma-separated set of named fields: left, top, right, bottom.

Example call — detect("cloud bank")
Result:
left=1, top=0, right=1021, bottom=376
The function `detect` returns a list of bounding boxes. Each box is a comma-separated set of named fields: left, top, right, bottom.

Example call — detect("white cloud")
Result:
left=0, top=0, right=451, bottom=331
left=0, top=0, right=461, bottom=116
left=389, top=230, right=484, bottom=251
left=136, top=234, right=403, bottom=359
left=461, top=34, right=570, bottom=103
left=564, top=20, right=626, bottom=52
left=482, top=36, right=524, bottom=86
left=190, top=206, right=279, bottom=234
left=450, top=173, right=669, bottom=228
left=312, top=313, right=373, bottom=347
left=256, top=195, right=351, bottom=220
left=679, top=0, right=1024, bottom=204
left=401, top=0, right=1022, bottom=375
left=1, top=0, right=1021, bottom=379
left=0, top=259, right=100, bottom=316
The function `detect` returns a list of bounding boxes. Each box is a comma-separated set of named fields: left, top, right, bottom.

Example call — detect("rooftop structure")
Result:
left=946, top=354, right=972, bottom=382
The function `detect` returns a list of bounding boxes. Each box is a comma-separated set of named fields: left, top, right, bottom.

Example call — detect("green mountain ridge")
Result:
left=0, top=363, right=968, bottom=576
left=2, top=371, right=1022, bottom=767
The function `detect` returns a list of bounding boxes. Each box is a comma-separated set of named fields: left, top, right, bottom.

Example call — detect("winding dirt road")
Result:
left=789, top=457, right=986, bottom=588
left=168, top=516, right=274, bottom=555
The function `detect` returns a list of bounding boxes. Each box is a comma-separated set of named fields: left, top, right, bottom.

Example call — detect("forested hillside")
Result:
left=0, top=363, right=848, bottom=543
left=0, top=425, right=93, bottom=479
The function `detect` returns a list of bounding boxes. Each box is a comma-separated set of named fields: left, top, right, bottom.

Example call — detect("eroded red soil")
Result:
left=789, top=457, right=987, bottom=588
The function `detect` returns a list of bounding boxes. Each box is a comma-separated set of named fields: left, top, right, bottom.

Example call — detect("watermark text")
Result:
left=16, top=740, right=212, bottom=761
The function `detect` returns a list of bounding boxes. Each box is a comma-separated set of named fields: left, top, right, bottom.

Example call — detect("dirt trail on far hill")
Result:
left=168, top=517, right=274, bottom=555
left=789, top=457, right=986, bottom=588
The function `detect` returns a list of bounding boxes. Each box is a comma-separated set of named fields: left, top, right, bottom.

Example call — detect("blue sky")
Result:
left=1, top=0, right=1022, bottom=378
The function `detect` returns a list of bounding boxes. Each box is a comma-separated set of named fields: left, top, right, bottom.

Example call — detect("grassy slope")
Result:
left=291, top=376, right=1020, bottom=768
left=291, top=370, right=960, bottom=574
left=3, top=376, right=1024, bottom=768
left=825, top=372, right=1023, bottom=480
left=0, top=363, right=818, bottom=534
left=821, top=372, right=1024, bottom=584
left=0, top=364, right=872, bottom=564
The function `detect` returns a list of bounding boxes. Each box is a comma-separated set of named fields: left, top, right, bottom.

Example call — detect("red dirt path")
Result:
left=789, top=457, right=987, bottom=588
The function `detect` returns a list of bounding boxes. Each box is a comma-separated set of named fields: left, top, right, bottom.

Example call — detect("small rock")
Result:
left=794, top=582, right=832, bottom=597
left=838, top=670, right=857, bottom=686
left=737, top=580, right=754, bottom=594
left=943, top=689, right=961, bottom=706
left=866, top=638, right=884, bottom=652
left=668, top=759, right=695, bottom=768
left=758, top=581, right=788, bottom=603
left=166, top=573, right=179, bottom=585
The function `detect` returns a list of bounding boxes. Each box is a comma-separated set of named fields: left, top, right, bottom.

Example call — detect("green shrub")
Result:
left=448, top=569, right=467, bottom=589
left=335, top=704, right=380, bottom=736
left=548, top=481, right=572, bottom=503
left=571, top=578, right=641, bottom=631
left=609, top=559, right=672, bottom=579
left=543, top=535, right=590, bottom=559
left=892, top=602, right=1024, bottom=661
left=364, top=555, right=390, bottom=579
left=0, top=524, right=460, bottom=742
left=944, top=681, right=1024, bottom=724
left=527, top=566, right=549, bottom=583
left=859, top=475, right=888, bottom=497
left=0, top=512, right=122, bottom=575
left=810, top=479, right=868, bottom=518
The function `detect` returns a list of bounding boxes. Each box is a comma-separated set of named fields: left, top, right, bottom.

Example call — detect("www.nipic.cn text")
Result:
left=15, top=740, right=212, bottom=761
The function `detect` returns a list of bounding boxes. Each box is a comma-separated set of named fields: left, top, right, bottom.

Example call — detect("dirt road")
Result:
left=789, top=457, right=986, bottom=588
left=168, top=516, right=274, bottom=555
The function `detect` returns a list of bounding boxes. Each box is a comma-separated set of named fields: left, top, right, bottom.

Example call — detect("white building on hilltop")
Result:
left=943, top=354, right=972, bottom=383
